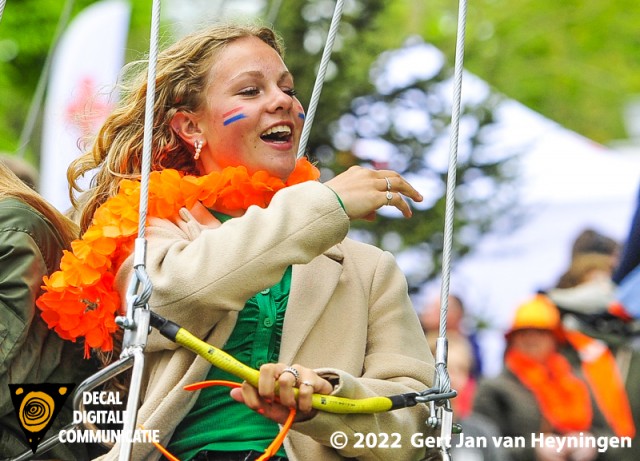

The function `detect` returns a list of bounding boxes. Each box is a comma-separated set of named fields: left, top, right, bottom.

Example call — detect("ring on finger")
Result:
left=386, top=190, right=393, bottom=205
left=384, top=176, right=392, bottom=191
left=281, top=366, right=300, bottom=385
left=300, top=380, right=314, bottom=388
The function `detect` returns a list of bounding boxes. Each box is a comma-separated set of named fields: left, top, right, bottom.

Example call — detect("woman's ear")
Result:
left=170, top=111, right=202, bottom=145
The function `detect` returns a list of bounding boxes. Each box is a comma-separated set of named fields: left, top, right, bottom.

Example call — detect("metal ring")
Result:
left=386, top=190, right=393, bottom=205
left=281, top=366, right=300, bottom=385
left=300, top=380, right=314, bottom=388
left=384, top=176, right=392, bottom=191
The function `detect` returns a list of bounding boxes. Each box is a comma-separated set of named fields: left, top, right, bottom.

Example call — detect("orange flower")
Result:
left=99, top=193, right=140, bottom=237
left=71, top=237, right=115, bottom=270
left=149, top=169, right=184, bottom=218
left=36, top=159, right=319, bottom=357
left=59, top=250, right=102, bottom=287
left=287, top=157, right=321, bottom=185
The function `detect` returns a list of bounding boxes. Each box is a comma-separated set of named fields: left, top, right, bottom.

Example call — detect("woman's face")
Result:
left=196, top=36, right=305, bottom=180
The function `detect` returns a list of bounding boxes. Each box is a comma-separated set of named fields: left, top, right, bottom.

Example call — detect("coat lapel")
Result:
left=279, top=245, right=344, bottom=364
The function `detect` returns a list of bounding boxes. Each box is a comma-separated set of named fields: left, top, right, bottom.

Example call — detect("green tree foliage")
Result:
left=0, top=0, right=93, bottom=156
left=0, top=0, right=153, bottom=161
left=399, top=0, right=640, bottom=144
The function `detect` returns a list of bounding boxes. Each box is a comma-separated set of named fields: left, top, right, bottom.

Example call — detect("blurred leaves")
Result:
left=411, top=0, right=640, bottom=143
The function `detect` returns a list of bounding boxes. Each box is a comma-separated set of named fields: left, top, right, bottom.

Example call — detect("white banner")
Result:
left=40, top=0, right=130, bottom=213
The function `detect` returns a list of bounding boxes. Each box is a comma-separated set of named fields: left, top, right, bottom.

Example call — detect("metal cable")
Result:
left=137, top=0, right=161, bottom=241
left=0, top=0, right=6, bottom=24
left=296, top=0, right=344, bottom=158
left=265, top=0, right=283, bottom=25
left=115, top=7, right=162, bottom=459
left=434, top=0, right=468, bottom=394
left=118, top=0, right=160, bottom=324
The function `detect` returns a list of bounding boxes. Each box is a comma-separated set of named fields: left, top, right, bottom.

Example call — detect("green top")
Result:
left=168, top=213, right=291, bottom=460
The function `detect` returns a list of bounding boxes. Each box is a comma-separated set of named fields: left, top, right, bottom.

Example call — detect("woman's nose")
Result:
left=268, top=88, right=293, bottom=112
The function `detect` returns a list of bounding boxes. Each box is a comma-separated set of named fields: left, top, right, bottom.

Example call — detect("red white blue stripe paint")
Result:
left=223, top=107, right=247, bottom=126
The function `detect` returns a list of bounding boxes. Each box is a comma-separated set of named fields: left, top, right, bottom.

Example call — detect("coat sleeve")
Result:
left=0, top=204, right=62, bottom=416
left=288, top=249, right=438, bottom=461
left=115, top=181, right=349, bottom=351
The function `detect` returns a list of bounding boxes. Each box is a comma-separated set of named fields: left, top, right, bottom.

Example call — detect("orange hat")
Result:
left=507, top=294, right=561, bottom=336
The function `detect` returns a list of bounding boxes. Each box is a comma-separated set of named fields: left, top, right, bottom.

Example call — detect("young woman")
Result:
left=42, top=24, right=437, bottom=461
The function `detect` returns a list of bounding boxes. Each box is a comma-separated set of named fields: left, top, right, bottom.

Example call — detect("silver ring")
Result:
left=301, top=380, right=313, bottom=388
left=281, top=366, right=300, bottom=385
left=386, top=190, right=393, bottom=205
left=384, top=177, right=392, bottom=191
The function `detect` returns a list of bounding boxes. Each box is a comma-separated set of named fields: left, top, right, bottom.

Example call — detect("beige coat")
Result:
left=102, top=181, right=438, bottom=461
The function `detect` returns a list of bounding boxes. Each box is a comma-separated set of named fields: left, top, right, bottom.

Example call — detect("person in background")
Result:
left=43, top=23, right=438, bottom=461
left=550, top=228, right=621, bottom=310
left=0, top=162, right=100, bottom=459
left=555, top=252, right=617, bottom=290
left=473, top=294, right=620, bottom=461
left=421, top=293, right=484, bottom=377
left=549, top=229, right=623, bottom=330
left=570, top=228, right=620, bottom=265
left=549, top=252, right=639, bottom=461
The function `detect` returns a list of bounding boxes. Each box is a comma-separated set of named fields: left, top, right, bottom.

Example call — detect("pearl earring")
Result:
left=194, top=139, right=203, bottom=160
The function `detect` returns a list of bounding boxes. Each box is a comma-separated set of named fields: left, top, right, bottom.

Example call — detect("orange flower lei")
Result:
left=36, top=158, right=320, bottom=358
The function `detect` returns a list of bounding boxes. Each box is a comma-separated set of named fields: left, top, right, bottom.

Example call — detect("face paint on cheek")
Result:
left=222, top=106, right=247, bottom=126
left=295, top=103, right=305, bottom=122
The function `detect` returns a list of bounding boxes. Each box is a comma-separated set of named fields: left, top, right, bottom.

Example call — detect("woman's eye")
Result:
left=284, top=89, right=297, bottom=97
left=239, top=87, right=260, bottom=96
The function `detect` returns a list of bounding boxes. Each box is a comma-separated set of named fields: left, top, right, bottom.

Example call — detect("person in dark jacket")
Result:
left=0, top=162, right=99, bottom=459
left=473, top=294, right=624, bottom=461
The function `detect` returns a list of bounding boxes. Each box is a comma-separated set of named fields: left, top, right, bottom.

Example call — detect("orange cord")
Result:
left=152, top=439, right=181, bottom=461
left=151, top=380, right=296, bottom=461
left=257, top=407, right=296, bottom=461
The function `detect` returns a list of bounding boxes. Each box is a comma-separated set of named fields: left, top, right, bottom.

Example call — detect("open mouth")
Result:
left=260, top=125, right=292, bottom=143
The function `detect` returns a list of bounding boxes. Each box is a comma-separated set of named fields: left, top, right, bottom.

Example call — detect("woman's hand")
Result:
left=229, top=363, right=334, bottom=424
left=324, top=166, right=423, bottom=221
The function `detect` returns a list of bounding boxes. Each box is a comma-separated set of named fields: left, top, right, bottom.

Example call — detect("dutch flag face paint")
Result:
left=223, top=107, right=247, bottom=126
left=295, top=101, right=305, bottom=122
